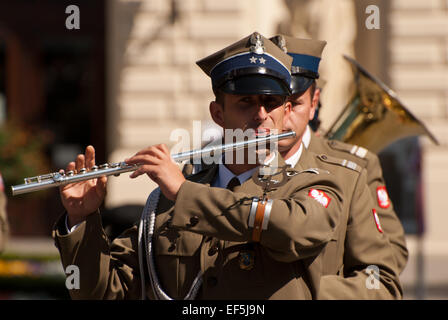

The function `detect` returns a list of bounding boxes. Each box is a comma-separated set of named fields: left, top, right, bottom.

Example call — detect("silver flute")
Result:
left=11, top=131, right=296, bottom=196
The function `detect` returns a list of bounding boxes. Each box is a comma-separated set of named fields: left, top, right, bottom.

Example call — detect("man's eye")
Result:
left=240, top=97, right=253, bottom=104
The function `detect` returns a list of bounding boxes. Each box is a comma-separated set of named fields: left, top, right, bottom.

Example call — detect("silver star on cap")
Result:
left=249, top=56, right=258, bottom=63
left=259, top=57, right=266, bottom=64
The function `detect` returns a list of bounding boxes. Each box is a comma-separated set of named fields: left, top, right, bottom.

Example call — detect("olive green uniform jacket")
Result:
left=53, top=149, right=402, bottom=299
left=181, top=135, right=405, bottom=299
left=52, top=150, right=365, bottom=300
left=308, top=133, right=408, bottom=274
left=297, top=134, right=404, bottom=299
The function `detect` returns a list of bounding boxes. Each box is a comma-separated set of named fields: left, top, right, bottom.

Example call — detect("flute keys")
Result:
left=79, top=168, right=87, bottom=174
left=114, top=164, right=121, bottom=176
left=91, top=165, right=98, bottom=171
left=99, top=163, right=109, bottom=169
left=52, top=173, right=64, bottom=182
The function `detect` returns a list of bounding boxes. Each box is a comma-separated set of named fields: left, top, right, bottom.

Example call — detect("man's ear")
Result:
left=284, top=100, right=292, bottom=115
left=209, top=101, right=225, bottom=128
left=309, top=88, right=320, bottom=121
left=282, top=100, right=292, bottom=129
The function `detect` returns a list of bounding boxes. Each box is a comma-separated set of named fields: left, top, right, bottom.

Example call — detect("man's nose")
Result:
left=254, top=105, right=268, bottom=121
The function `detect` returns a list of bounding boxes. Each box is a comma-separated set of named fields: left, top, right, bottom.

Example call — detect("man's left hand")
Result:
left=125, top=144, right=186, bottom=201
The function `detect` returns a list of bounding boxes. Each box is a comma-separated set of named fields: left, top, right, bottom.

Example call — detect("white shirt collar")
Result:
left=283, top=125, right=310, bottom=168
left=284, top=143, right=303, bottom=168
left=303, top=125, right=311, bottom=149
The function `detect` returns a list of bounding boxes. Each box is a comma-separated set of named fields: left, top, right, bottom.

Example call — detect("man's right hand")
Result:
left=60, top=145, right=107, bottom=229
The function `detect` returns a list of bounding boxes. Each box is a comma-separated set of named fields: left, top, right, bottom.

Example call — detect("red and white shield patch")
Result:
left=376, top=186, right=390, bottom=209
left=308, top=189, right=331, bottom=208
left=372, top=209, right=383, bottom=233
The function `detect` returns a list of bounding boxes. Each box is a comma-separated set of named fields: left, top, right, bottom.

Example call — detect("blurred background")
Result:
left=0, top=0, right=447, bottom=299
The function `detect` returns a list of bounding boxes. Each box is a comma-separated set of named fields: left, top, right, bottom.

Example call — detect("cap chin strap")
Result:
left=291, top=67, right=319, bottom=79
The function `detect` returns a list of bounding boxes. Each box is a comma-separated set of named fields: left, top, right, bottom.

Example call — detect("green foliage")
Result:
left=0, top=121, right=50, bottom=189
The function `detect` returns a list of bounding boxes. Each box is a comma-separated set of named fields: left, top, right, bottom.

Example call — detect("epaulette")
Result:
left=326, top=140, right=369, bottom=160
left=316, top=153, right=362, bottom=173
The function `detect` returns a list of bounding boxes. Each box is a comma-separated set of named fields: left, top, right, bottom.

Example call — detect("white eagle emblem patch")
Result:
left=308, top=189, right=331, bottom=208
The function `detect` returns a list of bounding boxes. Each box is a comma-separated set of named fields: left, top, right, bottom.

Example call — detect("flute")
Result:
left=11, top=130, right=296, bottom=196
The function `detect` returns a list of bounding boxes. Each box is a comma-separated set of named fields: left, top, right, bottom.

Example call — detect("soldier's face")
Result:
left=279, top=87, right=319, bottom=150
left=210, top=93, right=291, bottom=135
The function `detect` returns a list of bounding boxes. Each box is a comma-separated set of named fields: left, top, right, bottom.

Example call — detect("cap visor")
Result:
left=290, top=75, right=314, bottom=96
left=219, top=75, right=290, bottom=96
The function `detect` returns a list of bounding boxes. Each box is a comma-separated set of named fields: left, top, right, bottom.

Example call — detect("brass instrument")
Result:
left=325, top=55, right=439, bottom=153
left=11, top=130, right=296, bottom=196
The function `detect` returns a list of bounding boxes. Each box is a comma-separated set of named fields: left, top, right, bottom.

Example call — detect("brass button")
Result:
left=188, top=216, right=199, bottom=227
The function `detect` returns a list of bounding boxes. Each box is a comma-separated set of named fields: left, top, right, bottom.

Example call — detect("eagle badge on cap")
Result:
left=250, top=32, right=265, bottom=54
left=277, top=36, right=288, bottom=53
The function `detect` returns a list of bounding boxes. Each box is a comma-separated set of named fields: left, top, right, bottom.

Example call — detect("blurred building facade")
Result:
left=387, top=0, right=448, bottom=298
left=0, top=1, right=106, bottom=236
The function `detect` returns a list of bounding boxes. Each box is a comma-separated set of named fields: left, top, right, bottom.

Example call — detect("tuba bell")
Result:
left=324, top=55, right=439, bottom=153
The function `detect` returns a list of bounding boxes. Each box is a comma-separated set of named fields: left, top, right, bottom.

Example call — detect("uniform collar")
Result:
left=212, top=151, right=279, bottom=188
left=283, top=125, right=312, bottom=168
left=213, top=164, right=257, bottom=188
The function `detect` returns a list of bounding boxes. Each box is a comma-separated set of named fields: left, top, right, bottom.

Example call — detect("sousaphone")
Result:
left=325, top=55, right=439, bottom=153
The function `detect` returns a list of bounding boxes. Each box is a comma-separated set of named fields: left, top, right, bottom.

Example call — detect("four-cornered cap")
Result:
left=270, top=35, right=326, bottom=95
left=196, top=32, right=293, bottom=96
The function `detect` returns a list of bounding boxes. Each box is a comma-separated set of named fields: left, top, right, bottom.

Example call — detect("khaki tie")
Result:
left=226, top=177, right=241, bottom=191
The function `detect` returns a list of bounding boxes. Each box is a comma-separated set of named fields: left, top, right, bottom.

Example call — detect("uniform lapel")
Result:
left=195, top=163, right=219, bottom=186
left=295, top=145, right=316, bottom=171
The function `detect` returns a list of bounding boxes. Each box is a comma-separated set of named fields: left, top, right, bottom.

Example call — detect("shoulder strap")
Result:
left=316, top=153, right=362, bottom=173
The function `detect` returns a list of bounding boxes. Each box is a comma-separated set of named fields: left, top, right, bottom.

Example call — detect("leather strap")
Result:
left=251, top=201, right=267, bottom=242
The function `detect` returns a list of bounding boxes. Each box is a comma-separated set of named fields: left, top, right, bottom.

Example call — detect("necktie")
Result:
left=226, top=177, right=241, bottom=191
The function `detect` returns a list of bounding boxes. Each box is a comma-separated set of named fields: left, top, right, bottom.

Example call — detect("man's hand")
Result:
left=125, top=144, right=185, bottom=201
left=60, top=145, right=107, bottom=228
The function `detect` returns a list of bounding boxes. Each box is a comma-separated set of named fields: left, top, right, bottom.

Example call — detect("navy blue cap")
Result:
left=197, top=32, right=293, bottom=96
left=270, top=35, right=327, bottom=95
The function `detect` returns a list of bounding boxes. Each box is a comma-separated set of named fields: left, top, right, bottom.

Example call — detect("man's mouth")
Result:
left=255, top=128, right=271, bottom=137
